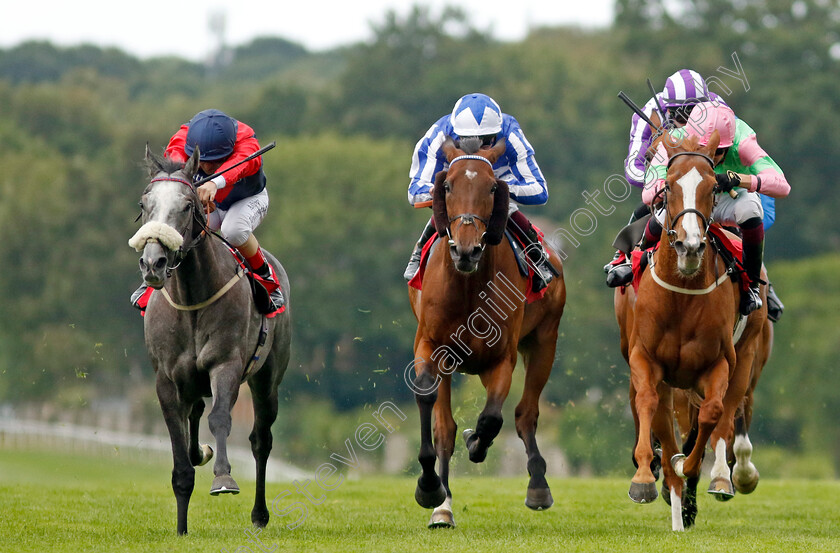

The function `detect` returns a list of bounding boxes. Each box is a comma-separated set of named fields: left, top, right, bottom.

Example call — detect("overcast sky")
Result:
left=1, top=1, right=613, bottom=61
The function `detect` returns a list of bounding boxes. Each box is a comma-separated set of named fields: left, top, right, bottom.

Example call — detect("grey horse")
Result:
left=130, top=146, right=291, bottom=535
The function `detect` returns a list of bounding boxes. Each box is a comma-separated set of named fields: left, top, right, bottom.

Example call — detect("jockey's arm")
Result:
left=730, top=133, right=791, bottom=198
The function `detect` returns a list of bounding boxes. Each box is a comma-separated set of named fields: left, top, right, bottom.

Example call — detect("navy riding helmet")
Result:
left=184, top=109, right=238, bottom=161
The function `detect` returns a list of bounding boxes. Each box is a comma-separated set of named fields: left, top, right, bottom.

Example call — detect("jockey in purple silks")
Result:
left=605, top=69, right=784, bottom=320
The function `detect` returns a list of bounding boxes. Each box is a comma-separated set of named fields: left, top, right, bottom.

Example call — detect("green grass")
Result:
left=1, top=448, right=838, bottom=552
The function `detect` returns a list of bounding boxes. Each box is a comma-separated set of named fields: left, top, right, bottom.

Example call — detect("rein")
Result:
left=144, top=174, right=244, bottom=309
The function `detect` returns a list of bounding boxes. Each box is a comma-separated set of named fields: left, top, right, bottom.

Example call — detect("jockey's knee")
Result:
left=734, top=194, right=763, bottom=225
left=220, top=223, right=252, bottom=248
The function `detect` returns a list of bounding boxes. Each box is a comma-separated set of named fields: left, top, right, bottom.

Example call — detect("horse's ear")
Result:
left=145, top=142, right=165, bottom=178
left=432, top=171, right=449, bottom=236
left=704, top=130, right=721, bottom=156
left=441, top=137, right=460, bottom=163
left=486, top=137, right=507, bottom=164
left=183, top=146, right=200, bottom=179
left=484, top=179, right=510, bottom=246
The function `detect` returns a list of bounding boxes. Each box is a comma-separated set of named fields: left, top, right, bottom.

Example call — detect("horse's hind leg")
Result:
left=188, top=399, right=213, bottom=467
left=157, top=373, right=195, bottom=535
left=429, top=374, right=457, bottom=528
left=516, top=338, right=555, bottom=510
left=464, top=359, right=513, bottom=464
left=208, top=366, right=243, bottom=495
left=248, top=365, right=280, bottom=528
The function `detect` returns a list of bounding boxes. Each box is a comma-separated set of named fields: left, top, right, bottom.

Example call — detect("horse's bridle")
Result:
left=444, top=155, right=495, bottom=249
left=147, top=175, right=210, bottom=274
left=661, top=151, right=716, bottom=246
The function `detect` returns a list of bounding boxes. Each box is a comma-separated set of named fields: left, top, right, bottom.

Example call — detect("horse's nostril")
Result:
left=471, top=246, right=483, bottom=258
left=139, top=258, right=147, bottom=271
left=154, top=257, right=167, bottom=271
left=697, top=242, right=706, bottom=255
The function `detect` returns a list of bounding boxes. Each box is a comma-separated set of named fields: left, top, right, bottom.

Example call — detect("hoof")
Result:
left=210, top=474, right=240, bottom=495
left=428, top=507, right=455, bottom=528
left=671, top=453, right=687, bottom=478
left=707, top=477, right=735, bottom=501
left=462, top=429, right=491, bottom=463
left=197, top=444, right=214, bottom=467
left=415, top=479, right=447, bottom=509
left=525, top=487, right=554, bottom=510
left=628, top=481, right=658, bottom=504
left=732, top=464, right=759, bottom=494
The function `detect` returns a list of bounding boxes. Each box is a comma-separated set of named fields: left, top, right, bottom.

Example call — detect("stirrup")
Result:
left=269, top=288, right=285, bottom=310
left=766, top=282, right=784, bottom=322
left=740, top=286, right=763, bottom=316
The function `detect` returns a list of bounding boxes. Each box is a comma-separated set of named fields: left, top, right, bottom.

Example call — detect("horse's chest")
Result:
left=654, top=334, right=726, bottom=387
left=426, top=324, right=512, bottom=375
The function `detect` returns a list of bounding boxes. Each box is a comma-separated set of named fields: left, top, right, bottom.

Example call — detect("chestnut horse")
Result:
left=407, top=137, right=565, bottom=528
left=614, top=132, right=767, bottom=531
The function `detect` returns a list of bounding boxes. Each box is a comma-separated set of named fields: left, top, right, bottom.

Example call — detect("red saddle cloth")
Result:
left=137, top=247, right=285, bottom=318
left=408, top=227, right=549, bottom=304
left=618, top=225, right=747, bottom=294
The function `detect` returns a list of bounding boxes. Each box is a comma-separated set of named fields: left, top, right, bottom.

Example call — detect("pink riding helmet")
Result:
left=684, top=101, right=736, bottom=148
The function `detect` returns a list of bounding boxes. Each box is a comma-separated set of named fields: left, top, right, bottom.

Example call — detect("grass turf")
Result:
left=0, top=448, right=838, bottom=552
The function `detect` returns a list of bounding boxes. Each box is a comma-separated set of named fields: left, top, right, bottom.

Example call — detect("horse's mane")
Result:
left=458, top=136, right=483, bottom=155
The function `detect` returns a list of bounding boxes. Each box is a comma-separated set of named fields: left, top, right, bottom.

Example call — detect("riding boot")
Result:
left=131, top=283, right=150, bottom=310
left=255, top=263, right=285, bottom=310
left=404, top=218, right=437, bottom=281
left=766, top=281, right=784, bottom=322
left=603, top=202, right=648, bottom=273
left=509, top=210, right=558, bottom=293
left=740, top=218, right=765, bottom=317
left=606, top=215, right=662, bottom=288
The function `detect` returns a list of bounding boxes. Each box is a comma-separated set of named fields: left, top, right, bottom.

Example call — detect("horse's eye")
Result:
left=138, top=201, right=145, bottom=210
left=182, top=204, right=191, bottom=213
left=490, top=184, right=497, bottom=194
left=444, top=182, right=451, bottom=193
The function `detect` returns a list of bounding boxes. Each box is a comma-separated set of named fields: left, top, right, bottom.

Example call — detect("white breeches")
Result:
left=208, top=188, right=269, bottom=247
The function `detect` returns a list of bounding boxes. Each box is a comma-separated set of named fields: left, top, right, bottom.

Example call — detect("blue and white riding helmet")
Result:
left=450, top=93, right=503, bottom=137
left=184, top=109, right=238, bottom=161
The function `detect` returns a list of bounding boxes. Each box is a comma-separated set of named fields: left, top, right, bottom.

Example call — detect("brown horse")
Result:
left=614, top=132, right=767, bottom=531
left=407, top=137, right=565, bottom=528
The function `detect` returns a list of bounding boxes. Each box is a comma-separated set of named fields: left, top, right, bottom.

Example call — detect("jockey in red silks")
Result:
left=131, top=109, right=283, bottom=311
left=405, top=93, right=557, bottom=291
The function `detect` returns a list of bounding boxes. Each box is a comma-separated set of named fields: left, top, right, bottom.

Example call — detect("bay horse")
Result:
left=614, top=132, right=768, bottom=531
left=407, top=137, right=566, bottom=528
left=129, top=146, right=291, bottom=535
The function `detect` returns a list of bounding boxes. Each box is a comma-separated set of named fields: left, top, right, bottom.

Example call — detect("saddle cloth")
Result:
left=408, top=225, right=549, bottom=304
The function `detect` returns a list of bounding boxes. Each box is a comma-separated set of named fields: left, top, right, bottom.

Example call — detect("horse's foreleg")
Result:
left=464, top=359, right=513, bottom=464
left=248, top=365, right=280, bottom=528
left=650, top=384, right=684, bottom=531
left=680, top=357, right=729, bottom=495
left=628, top=349, right=661, bottom=503
left=516, top=339, right=555, bottom=510
left=207, top=365, right=243, bottom=495
left=413, top=347, right=446, bottom=510
left=429, top=374, right=457, bottom=528
left=157, top=373, right=194, bottom=535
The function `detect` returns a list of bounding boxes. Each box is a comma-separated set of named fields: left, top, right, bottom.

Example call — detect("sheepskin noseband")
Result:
left=129, top=221, right=185, bottom=252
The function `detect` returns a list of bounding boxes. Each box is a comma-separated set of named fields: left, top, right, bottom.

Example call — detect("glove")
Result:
left=715, top=170, right=741, bottom=194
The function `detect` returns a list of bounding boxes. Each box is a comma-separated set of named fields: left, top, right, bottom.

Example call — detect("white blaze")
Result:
left=676, top=167, right=704, bottom=244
